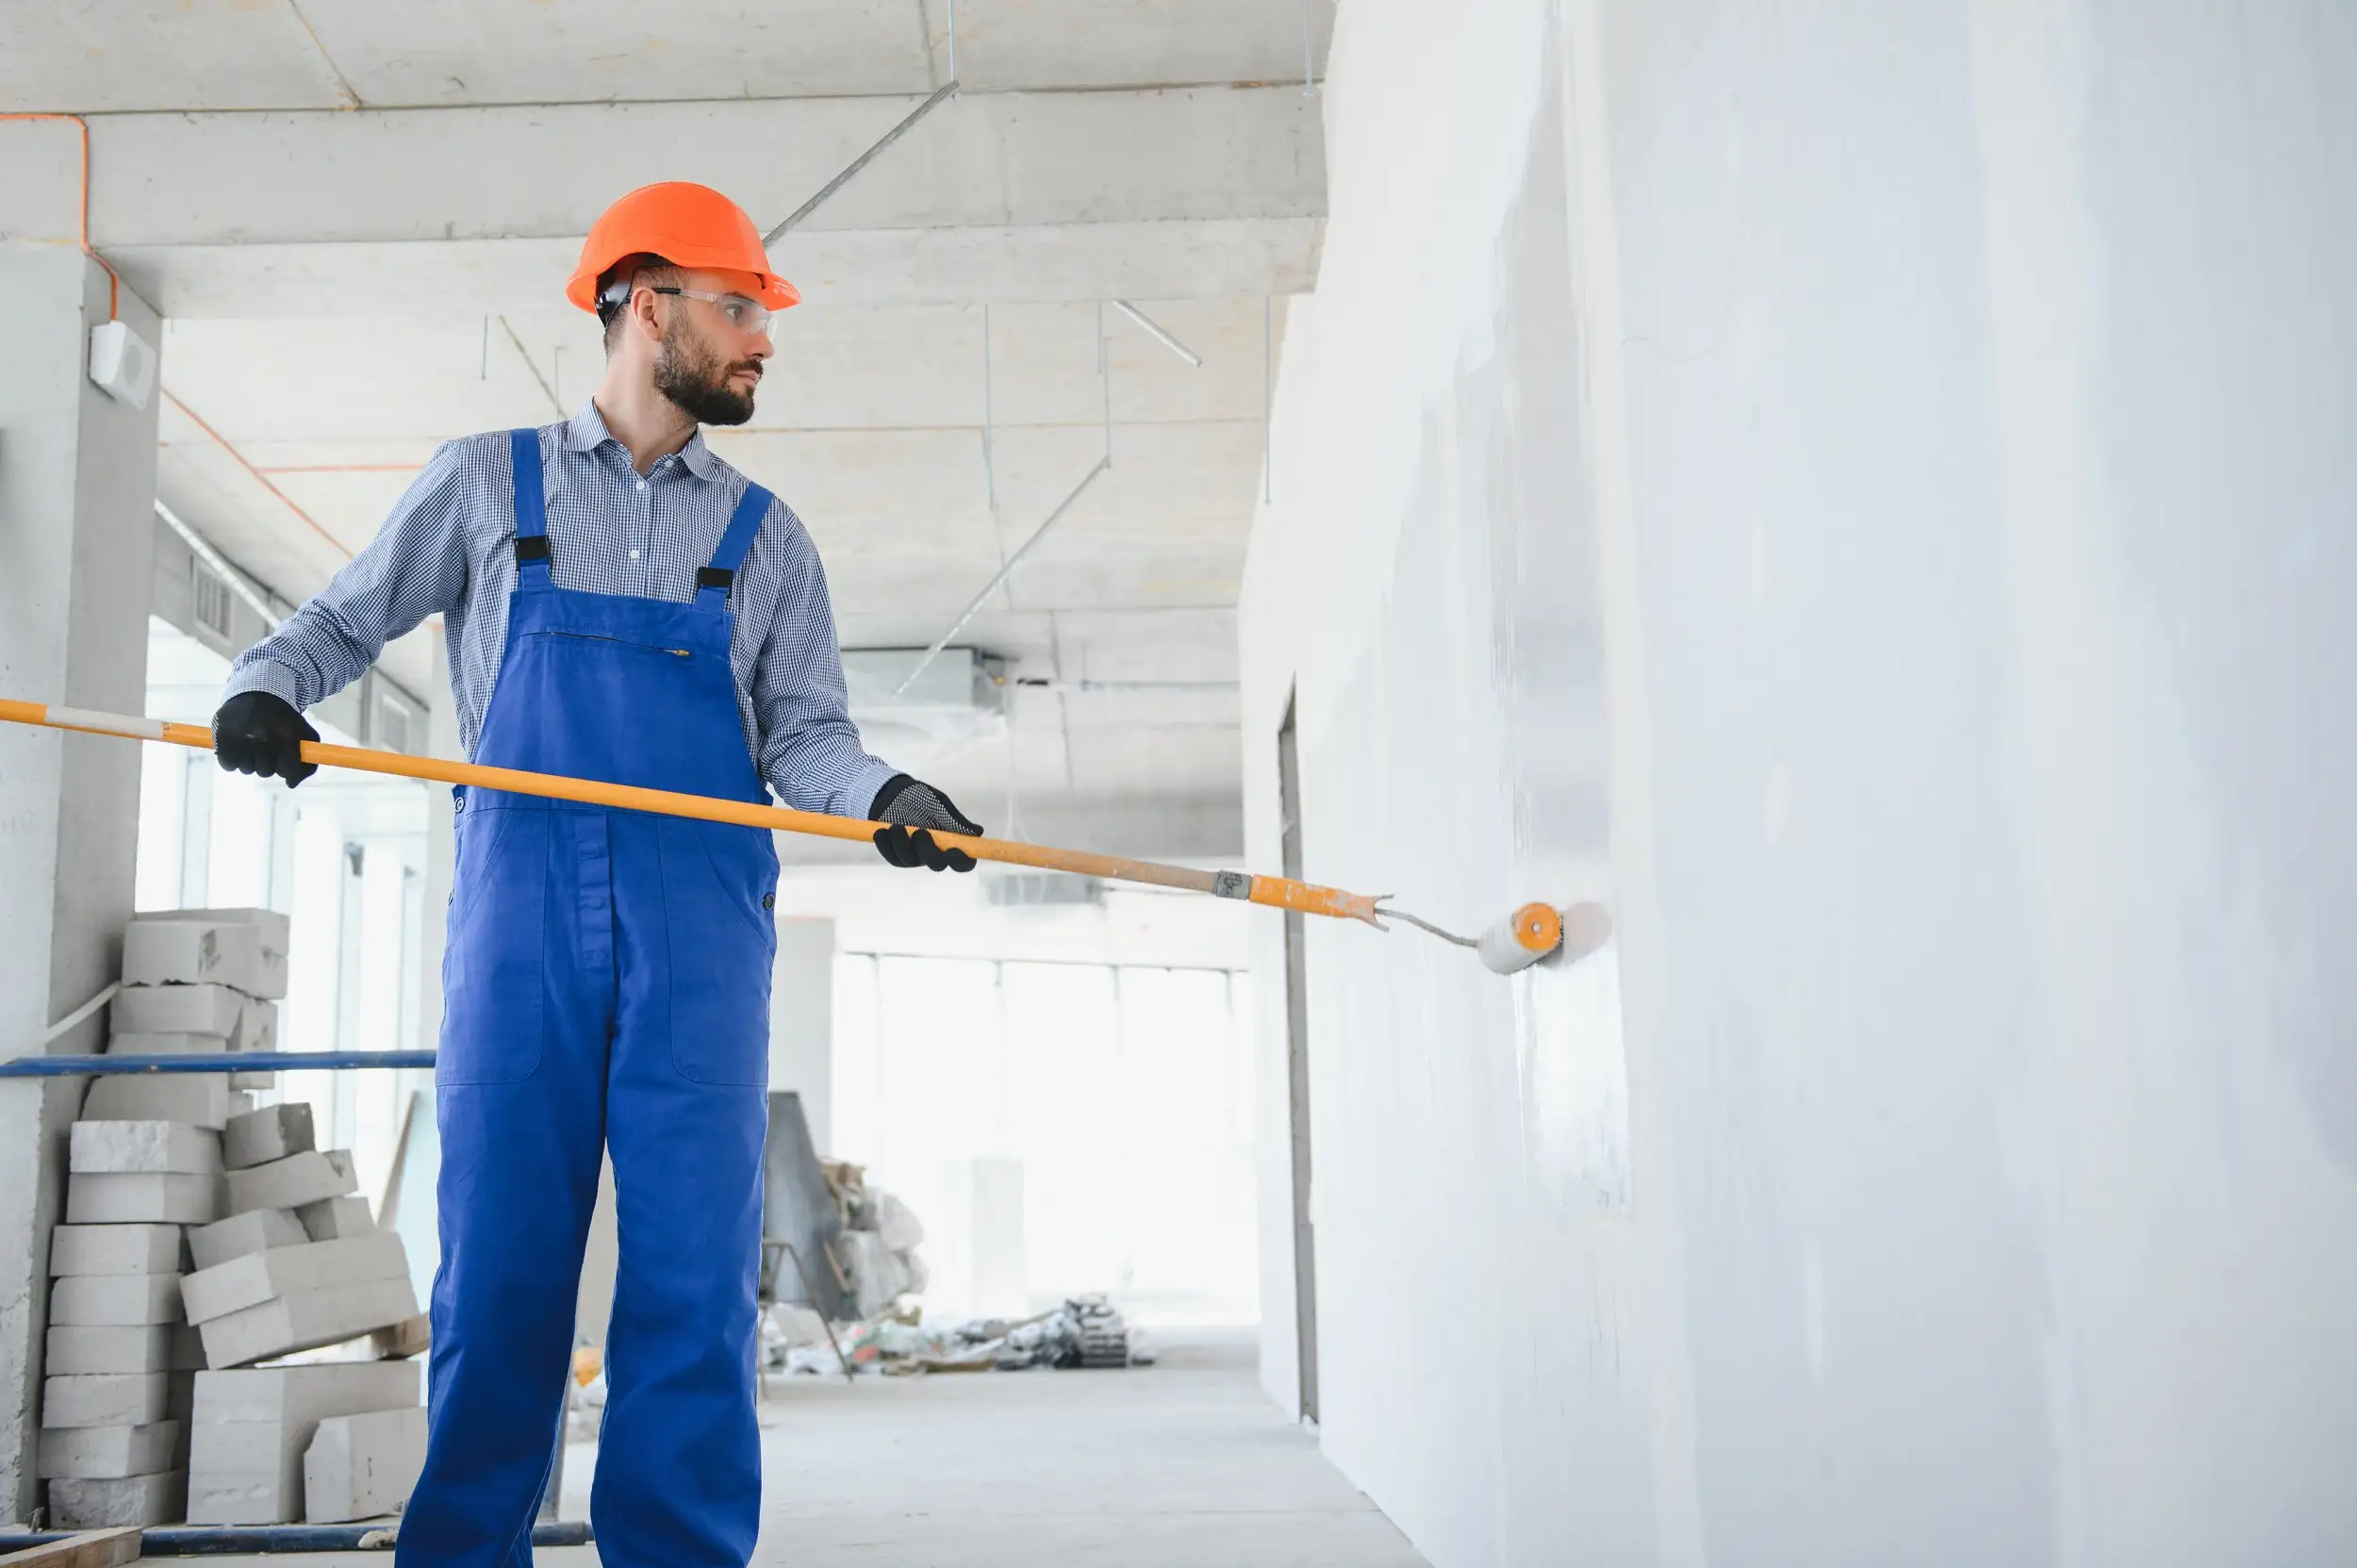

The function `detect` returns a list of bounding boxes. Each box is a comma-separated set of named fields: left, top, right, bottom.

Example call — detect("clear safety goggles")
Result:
left=647, top=286, right=774, bottom=336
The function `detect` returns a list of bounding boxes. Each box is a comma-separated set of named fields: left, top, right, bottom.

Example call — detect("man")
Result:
left=211, top=181, right=981, bottom=1566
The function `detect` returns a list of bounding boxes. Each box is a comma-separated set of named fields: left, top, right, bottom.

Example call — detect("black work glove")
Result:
left=869, top=774, right=981, bottom=873
left=212, top=691, right=319, bottom=788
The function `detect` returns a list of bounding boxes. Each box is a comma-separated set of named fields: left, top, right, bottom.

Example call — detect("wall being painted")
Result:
left=1241, top=2, right=2357, bottom=1563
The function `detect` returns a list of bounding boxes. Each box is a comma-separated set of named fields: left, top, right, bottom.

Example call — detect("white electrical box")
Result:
left=89, top=321, right=157, bottom=410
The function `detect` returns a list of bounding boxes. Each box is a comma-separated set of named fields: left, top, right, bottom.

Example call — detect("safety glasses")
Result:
left=648, top=287, right=774, bottom=336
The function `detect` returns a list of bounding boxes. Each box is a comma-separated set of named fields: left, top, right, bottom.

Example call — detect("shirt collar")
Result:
left=565, top=401, right=726, bottom=484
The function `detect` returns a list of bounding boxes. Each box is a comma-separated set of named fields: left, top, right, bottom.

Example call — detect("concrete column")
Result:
left=769, top=916, right=835, bottom=1153
left=0, top=239, right=164, bottom=1518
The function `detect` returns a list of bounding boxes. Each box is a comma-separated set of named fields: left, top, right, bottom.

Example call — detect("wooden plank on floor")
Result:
left=0, top=1527, right=141, bottom=1566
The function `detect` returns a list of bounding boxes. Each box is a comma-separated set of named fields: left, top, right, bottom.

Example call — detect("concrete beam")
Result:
left=1, top=88, right=1325, bottom=315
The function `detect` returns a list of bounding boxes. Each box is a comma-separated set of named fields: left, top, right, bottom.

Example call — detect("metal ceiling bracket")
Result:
left=893, top=457, right=1111, bottom=697
left=765, top=79, right=961, bottom=242
left=1111, top=300, right=1203, bottom=368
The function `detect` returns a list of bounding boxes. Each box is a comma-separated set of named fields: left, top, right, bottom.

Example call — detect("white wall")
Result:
left=1241, top=2, right=2357, bottom=1563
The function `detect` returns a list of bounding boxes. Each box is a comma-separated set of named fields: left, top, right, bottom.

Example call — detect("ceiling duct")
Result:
left=841, top=648, right=1008, bottom=763
left=981, top=873, right=1106, bottom=909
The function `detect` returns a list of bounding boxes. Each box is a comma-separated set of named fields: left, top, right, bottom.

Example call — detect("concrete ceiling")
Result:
left=11, top=2, right=1331, bottom=861
left=3, top=0, right=1333, bottom=111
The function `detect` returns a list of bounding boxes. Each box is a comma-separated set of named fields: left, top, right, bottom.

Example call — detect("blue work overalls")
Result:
left=398, top=430, right=777, bottom=1567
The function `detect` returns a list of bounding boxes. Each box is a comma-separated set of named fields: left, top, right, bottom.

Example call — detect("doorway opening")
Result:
left=1277, top=692, right=1319, bottom=1423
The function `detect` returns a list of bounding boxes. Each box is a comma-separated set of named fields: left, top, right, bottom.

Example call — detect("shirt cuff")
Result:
left=852, top=758, right=903, bottom=822
left=221, top=659, right=309, bottom=714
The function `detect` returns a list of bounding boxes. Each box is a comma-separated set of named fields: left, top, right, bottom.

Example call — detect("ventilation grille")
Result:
left=190, top=562, right=234, bottom=643
left=373, top=690, right=414, bottom=755
left=982, top=873, right=1104, bottom=908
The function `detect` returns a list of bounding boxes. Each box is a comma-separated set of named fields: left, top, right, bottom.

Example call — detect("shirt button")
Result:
left=629, top=549, right=641, bottom=561
left=636, top=480, right=648, bottom=492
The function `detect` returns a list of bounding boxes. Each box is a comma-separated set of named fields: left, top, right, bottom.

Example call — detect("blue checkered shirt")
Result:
left=224, top=403, right=899, bottom=819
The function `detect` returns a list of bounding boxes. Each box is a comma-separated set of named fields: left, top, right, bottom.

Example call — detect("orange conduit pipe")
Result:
left=161, top=388, right=355, bottom=563
left=0, top=698, right=1385, bottom=926
left=0, top=113, right=121, bottom=319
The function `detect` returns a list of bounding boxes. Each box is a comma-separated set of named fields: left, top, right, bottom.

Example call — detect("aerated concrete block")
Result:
left=192, top=1361, right=420, bottom=1426
left=189, top=1444, right=300, bottom=1526
left=226, top=1149, right=356, bottom=1214
left=305, top=1405, right=427, bottom=1523
left=82, top=1074, right=232, bottom=1129
left=190, top=1362, right=421, bottom=1526
left=47, top=1325, right=206, bottom=1376
left=41, top=1371, right=192, bottom=1428
left=51, top=1222, right=184, bottom=1277
left=296, top=1195, right=374, bottom=1241
left=107, top=1032, right=227, bottom=1056
left=36, top=1420, right=183, bottom=1479
left=67, top=1172, right=224, bottom=1225
left=223, top=1103, right=315, bottom=1170
left=190, top=1208, right=309, bottom=1270
left=112, top=982, right=243, bottom=1038
left=50, top=1272, right=186, bottom=1327
left=197, top=1276, right=421, bottom=1369
left=50, top=1469, right=188, bottom=1527
left=71, top=1120, right=223, bottom=1175
left=238, top=997, right=278, bottom=1053
left=123, top=909, right=288, bottom=999
left=183, top=1231, right=410, bottom=1326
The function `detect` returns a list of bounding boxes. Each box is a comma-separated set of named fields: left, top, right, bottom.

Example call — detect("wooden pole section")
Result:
left=0, top=699, right=1382, bottom=925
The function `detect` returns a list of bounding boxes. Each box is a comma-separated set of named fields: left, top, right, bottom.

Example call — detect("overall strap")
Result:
left=696, top=483, right=772, bottom=608
left=508, top=428, right=552, bottom=586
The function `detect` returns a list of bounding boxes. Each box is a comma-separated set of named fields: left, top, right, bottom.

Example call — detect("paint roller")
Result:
left=1379, top=899, right=1613, bottom=975
left=0, top=698, right=1608, bottom=976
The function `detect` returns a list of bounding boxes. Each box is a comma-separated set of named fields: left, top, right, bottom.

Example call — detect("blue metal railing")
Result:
left=0, top=1521, right=592, bottom=1555
left=0, top=1050, right=435, bottom=1078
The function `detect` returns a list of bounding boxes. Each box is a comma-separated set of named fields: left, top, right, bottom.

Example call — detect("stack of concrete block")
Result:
left=181, top=1104, right=419, bottom=1371
left=37, top=1106, right=230, bottom=1527
left=189, top=1362, right=420, bottom=1526
left=114, top=907, right=289, bottom=1090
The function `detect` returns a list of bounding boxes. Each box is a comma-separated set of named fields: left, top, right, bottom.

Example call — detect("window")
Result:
left=832, top=953, right=1257, bottom=1324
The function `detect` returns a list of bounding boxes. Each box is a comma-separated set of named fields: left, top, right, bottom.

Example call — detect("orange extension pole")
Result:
left=0, top=698, right=1381, bottom=926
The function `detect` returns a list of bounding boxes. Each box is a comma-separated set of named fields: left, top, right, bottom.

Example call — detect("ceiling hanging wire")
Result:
left=895, top=306, right=1116, bottom=698
left=1098, top=301, right=1113, bottom=467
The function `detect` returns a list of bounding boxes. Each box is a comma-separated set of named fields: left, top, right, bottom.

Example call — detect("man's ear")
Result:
left=630, top=285, right=665, bottom=343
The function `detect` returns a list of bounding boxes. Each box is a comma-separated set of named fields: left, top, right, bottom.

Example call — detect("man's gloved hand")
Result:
left=212, top=691, right=320, bottom=788
left=869, top=774, right=982, bottom=873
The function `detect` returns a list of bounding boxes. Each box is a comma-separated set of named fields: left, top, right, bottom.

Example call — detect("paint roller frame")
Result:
left=0, top=697, right=1606, bottom=977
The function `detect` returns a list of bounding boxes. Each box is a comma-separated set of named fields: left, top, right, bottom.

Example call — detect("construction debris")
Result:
left=813, top=1163, right=930, bottom=1321
left=771, top=1295, right=1149, bottom=1378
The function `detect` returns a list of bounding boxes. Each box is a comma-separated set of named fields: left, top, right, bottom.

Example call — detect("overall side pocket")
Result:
left=437, top=805, right=549, bottom=1086
left=664, top=817, right=777, bottom=1088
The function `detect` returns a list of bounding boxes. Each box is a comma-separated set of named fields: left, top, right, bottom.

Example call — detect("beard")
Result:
left=652, top=315, right=761, bottom=426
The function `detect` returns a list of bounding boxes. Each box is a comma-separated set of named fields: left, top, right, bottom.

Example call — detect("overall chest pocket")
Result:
left=660, top=817, right=778, bottom=1087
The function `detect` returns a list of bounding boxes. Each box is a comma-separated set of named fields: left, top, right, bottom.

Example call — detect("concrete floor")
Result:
left=199, top=1333, right=1425, bottom=1566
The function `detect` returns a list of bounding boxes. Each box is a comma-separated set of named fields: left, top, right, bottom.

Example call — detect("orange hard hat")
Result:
left=565, top=182, right=800, bottom=314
